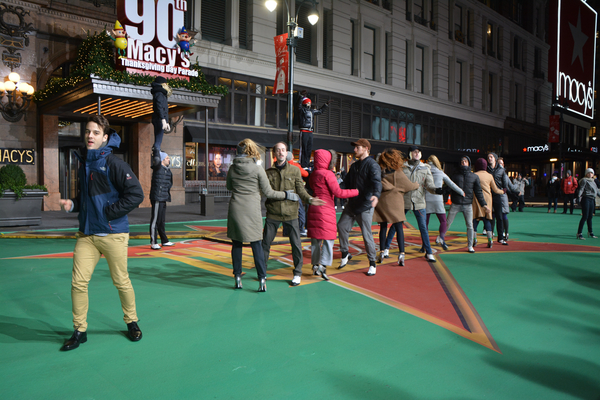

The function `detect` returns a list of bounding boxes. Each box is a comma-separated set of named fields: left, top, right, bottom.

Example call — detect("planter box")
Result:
left=0, top=190, right=48, bottom=227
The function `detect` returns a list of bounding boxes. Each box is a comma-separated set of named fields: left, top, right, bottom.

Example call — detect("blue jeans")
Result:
left=548, top=197, right=558, bottom=211
left=379, top=222, right=405, bottom=252
left=391, top=209, right=432, bottom=254
left=577, top=197, right=595, bottom=235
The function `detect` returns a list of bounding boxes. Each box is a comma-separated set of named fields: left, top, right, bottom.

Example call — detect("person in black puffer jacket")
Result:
left=546, top=173, right=561, bottom=213
left=151, top=76, right=172, bottom=167
left=446, top=156, right=489, bottom=253
left=149, top=151, right=174, bottom=250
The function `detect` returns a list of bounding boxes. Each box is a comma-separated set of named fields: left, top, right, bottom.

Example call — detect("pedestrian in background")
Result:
left=547, top=173, right=560, bottom=213
left=149, top=151, right=175, bottom=250
left=425, top=155, right=464, bottom=251
left=374, top=149, right=419, bottom=268
left=562, top=170, right=578, bottom=214
left=576, top=168, right=600, bottom=240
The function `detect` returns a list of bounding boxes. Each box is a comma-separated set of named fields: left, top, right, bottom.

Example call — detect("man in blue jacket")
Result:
left=59, top=115, right=144, bottom=351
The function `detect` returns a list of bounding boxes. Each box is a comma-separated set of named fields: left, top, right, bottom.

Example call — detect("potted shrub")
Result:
left=0, top=164, right=48, bottom=227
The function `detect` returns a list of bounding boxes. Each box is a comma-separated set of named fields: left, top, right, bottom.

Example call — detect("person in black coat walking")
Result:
left=547, top=173, right=561, bottom=213
left=445, top=156, right=489, bottom=253
left=149, top=152, right=174, bottom=250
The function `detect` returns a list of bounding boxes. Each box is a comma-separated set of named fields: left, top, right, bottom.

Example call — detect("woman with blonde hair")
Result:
left=425, top=155, right=464, bottom=250
left=373, top=149, right=419, bottom=270
left=226, top=139, right=299, bottom=292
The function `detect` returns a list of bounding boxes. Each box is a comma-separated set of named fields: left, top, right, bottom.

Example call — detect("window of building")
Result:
left=323, top=9, right=332, bottom=70
left=239, top=0, right=248, bottom=49
left=487, top=23, right=495, bottom=56
left=217, top=77, right=232, bottom=123
left=415, top=45, right=424, bottom=93
left=533, top=90, right=539, bottom=125
left=513, top=83, right=521, bottom=119
left=295, top=2, right=315, bottom=65
left=414, top=0, right=426, bottom=26
left=351, top=20, right=357, bottom=76
left=513, top=36, right=522, bottom=69
left=364, top=0, right=391, bottom=11
left=363, top=26, right=376, bottom=80
left=534, top=47, right=543, bottom=78
left=455, top=60, right=463, bottom=104
left=454, top=4, right=464, bottom=43
left=488, top=72, right=494, bottom=112
left=201, top=0, right=226, bottom=44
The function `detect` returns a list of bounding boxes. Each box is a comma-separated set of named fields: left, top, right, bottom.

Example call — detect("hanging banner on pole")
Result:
left=274, top=33, right=289, bottom=94
left=549, top=115, right=560, bottom=143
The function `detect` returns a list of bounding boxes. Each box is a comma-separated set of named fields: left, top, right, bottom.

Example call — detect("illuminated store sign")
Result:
left=116, top=0, right=198, bottom=79
left=550, top=0, right=597, bottom=119
left=523, top=145, right=549, bottom=153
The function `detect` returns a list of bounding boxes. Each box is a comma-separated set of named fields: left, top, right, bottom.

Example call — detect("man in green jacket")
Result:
left=262, top=142, right=324, bottom=286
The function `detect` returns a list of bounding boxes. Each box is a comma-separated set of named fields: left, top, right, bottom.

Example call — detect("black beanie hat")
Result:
left=154, top=76, right=167, bottom=84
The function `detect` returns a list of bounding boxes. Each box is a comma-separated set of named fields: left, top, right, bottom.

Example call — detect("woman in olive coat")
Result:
left=226, top=139, right=295, bottom=292
left=373, top=149, right=419, bottom=267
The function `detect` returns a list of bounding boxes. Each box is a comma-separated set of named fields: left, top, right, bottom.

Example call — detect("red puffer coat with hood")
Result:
left=307, top=149, right=358, bottom=240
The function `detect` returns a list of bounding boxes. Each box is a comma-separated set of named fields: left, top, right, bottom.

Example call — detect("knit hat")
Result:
left=474, top=158, right=487, bottom=172
left=585, top=168, right=594, bottom=175
left=409, top=145, right=420, bottom=153
left=236, top=143, right=247, bottom=155
left=567, top=170, right=572, bottom=176
left=160, top=151, right=168, bottom=162
left=154, top=76, right=167, bottom=84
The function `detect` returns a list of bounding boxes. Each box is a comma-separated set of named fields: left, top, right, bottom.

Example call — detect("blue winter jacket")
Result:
left=72, top=130, right=144, bottom=235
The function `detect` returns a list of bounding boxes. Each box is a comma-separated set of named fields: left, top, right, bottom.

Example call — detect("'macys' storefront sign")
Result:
left=116, top=0, right=197, bottom=79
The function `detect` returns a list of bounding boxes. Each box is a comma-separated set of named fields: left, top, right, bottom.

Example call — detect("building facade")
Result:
left=0, top=0, right=596, bottom=210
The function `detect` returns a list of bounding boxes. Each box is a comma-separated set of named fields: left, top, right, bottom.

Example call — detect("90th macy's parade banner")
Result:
left=113, top=0, right=198, bottom=80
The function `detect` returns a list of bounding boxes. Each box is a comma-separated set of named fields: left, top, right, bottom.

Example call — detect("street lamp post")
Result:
left=266, top=0, right=319, bottom=152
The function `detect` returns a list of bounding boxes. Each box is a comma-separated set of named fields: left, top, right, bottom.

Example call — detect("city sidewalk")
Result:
left=1, top=198, right=232, bottom=233
left=0, top=196, right=569, bottom=233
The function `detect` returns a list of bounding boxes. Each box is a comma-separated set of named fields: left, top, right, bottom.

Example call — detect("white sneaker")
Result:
left=162, top=242, right=175, bottom=247
left=367, top=266, right=376, bottom=276
left=376, top=251, right=383, bottom=263
left=468, top=246, right=475, bottom=253
left=482, top=229, right=487, bottom=235
left=425, top=253, right=436, bottom=262
left=151, top=244, right=161, bottom=250
left=291, top=275, right=301, bottom=286
left=342, top=206, right=345, bottom=209
left=335, top=206, right=338, bottom=210
left=382, top=249, right=389, bottom=258
left=338, top=253, right=352, bottom=269
left=435, top=235, right=442, bottom=245
left=312, top=265, right=321, bottom=276
left=300, top=229, right=307, bottom=237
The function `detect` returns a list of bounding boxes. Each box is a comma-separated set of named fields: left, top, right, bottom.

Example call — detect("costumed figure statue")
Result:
left=108, top=20, right=129, bottom=59
left=151, top=76, right=172, bottom=167
left=176, top=26, right=196, bottom=57
left=298, top=96, right=331, bottom=168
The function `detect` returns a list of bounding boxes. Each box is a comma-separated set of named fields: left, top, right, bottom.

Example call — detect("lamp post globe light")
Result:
left=265, top=0, right=319, bottom=152
left=0, top=72, right=35, bottom=122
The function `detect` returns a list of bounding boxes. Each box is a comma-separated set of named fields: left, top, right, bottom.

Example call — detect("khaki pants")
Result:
left=71, top=232, right=137, bottom=332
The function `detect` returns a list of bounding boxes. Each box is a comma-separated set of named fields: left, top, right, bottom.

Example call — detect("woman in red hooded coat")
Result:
left=307, top=149, right=358, bottom=279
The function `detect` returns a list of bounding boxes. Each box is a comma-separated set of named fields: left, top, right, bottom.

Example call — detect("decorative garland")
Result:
left=33, top=30, right=228, bottom=102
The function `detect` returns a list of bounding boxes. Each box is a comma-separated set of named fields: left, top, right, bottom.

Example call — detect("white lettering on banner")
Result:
left=558, top=72, right=594, bottom=116
left=120, top=0, right=191, bottom=79
left=525, top=144, right=549, bottom=152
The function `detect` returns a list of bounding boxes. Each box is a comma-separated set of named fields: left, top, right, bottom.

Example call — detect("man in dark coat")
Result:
left=150, top=151, right=174, bottom=250
left=446, top=156, right=489, bottom=253
left=337, top=139, right=382, bottom=273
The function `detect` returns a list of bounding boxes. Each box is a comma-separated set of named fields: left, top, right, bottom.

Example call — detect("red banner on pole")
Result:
left=549, top=115, right=560, bottom=143
left=274, top=33, right=288, bottom=94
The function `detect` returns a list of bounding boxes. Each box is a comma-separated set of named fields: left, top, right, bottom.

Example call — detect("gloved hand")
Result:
left=435, top=187, right=444, bottom=195
left=285, top=190, right=300, bottom=202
